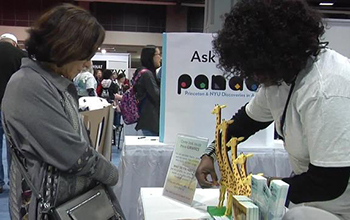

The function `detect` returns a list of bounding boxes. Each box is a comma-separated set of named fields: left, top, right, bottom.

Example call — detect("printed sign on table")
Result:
left=163, top=134, right=208, bottom=205
left=160, top=33, right=274, bottom=146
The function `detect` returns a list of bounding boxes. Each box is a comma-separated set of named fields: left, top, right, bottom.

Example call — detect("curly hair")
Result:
left=213, top=0, right=328, bottom=85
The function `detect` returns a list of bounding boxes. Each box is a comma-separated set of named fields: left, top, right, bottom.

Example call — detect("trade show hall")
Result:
left=1, top=0, right=350, bottom=220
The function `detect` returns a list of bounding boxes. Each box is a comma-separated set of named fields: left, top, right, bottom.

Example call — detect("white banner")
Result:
left=160, top=33, right=274, bottom=146
left=92, top=52, right=131, bottom=78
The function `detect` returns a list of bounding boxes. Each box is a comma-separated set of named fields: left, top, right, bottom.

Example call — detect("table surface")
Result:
left=124, top=135, right=170, bottom=146
left=139, top=187, right=221, bottom=220
left=124, top=135, right=286, bottom=149
left=115, top=136, right=292, bottom=220
left=123, top=123, right=143, bottom=136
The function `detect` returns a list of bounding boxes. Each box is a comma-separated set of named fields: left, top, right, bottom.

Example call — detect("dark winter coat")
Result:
left=134, top=69, right=160, bottom=135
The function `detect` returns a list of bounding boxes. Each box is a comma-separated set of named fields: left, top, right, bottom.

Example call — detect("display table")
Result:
left=238, top=141, right=292, bottom=178
left=137, top=187, right=220, bottom=220
left=114, top=136, right=292, bottom=220
left=123, top=123, right=142, bottom=136
left=114, top=136, right=175, bottom=220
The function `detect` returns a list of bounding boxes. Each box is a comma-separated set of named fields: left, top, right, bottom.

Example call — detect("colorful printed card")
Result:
left=163, top=134, right=208, bottom=205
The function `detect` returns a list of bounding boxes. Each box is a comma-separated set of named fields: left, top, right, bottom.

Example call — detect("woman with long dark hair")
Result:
left=134, top=45, right=161, bottom=136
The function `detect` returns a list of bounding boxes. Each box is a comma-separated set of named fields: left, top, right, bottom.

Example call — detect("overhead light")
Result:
left=319, top=2, right=334, bottom=6
left=101, top=49, right=106, bottom=54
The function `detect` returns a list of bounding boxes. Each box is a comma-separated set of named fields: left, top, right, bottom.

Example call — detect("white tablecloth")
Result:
left=137, top=187, right=221, bottom=220
left=237, top=141, right=293, bottom=178
left=114, top=136, right=175, bottom=220
left=114, top=136, right=292, bottom=220
left=123, top=123, right=143, bottom=136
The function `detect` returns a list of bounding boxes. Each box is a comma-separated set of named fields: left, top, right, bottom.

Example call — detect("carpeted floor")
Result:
left=0, top=137, right=123, bottom=219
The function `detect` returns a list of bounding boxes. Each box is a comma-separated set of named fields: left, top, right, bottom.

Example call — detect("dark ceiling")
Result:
left=145, top=0, right=350, bottom=8
left=307, top=0, right=350, bottom=7
left=150, top=0, right=350, bottom=18
left=67, top=0, right=350, bottom=19
left=144, top=0, right=204, bottom=3
left=306, top=0, right=350, bottom=18
left=307, top=0, right=350, bottom=10
left=115, top=0, right=350, bottom=16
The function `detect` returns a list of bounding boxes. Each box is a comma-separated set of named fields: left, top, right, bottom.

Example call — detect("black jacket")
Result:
left=210, top=105, right=350, bottom=205
left=100, top=79, right=118, bottom=103
left=135, top=69, right=160, bottom=135
left=0, top=42, right=27, bottom=107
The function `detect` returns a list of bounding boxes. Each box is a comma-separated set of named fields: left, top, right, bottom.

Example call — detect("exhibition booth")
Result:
left=114, top=33, right=293, bottom=220
left=2, top=0, right=350, bottom=218
left=112, top=19, right=350, bottom=219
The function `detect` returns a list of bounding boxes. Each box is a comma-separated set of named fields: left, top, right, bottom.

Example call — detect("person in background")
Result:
left=122, top=77, right=130, bottom=93
left=112, top=70, right=118, bottom=84
left=94, top=68, right=103, bottom=83
left=0, top=33, right=27, bottom=194
left=195, top=0, right=350, bottom=219
left=113, top=73, right=126, bottom=128
left=73, top=62, right=97, bottom=97
left=1, top=4, right=124, bottom=219
left=98, top=70, right=123, bottom=128
left=134, top=45, right=161, bottom=136
left=99, top=69, right=118, bottom=103
left=116, top=73, right=126, bottom=95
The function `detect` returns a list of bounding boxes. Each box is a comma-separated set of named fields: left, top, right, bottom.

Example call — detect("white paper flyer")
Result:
left=163, top=134, right=208, bottom=205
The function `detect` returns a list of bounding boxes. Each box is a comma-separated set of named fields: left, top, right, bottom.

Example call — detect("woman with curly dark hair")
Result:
left=196, top=0, right=350, bottom=219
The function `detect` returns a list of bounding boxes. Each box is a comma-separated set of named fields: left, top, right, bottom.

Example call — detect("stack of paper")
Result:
left=251, top=175, right=270, bottom=219
left=250, top=175, right=289, bottom=220
left=232, top=196, right=259, bottom=220
left=268, top=180, right=289, bottom=219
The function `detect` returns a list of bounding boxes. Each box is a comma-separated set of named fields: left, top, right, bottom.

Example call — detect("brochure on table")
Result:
left=163, top=134, right=208, bottom=205
left=160, top=33, right=274, bottom=146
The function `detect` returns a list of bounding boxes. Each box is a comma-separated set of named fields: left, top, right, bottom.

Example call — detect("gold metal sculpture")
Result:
left=211, top=104, right=254, bottom=217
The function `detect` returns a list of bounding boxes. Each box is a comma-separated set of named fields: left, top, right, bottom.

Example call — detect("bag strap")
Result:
left=11, top=147, right=43, bottom=201
left=2, top=118, right=43, bottom=201
left=279, top=81, right=296, bottom=140
left=132, top=68, right=149, bottom=85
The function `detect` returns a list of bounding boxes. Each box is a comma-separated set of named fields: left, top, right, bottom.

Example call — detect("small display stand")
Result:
left=207, top=206, right=228, bottom=218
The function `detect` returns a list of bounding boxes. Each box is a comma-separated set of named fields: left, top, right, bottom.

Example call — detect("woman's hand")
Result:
left=195, top=155, right=219, bottom=188
left=265, top=176, right=281, bottom=186
left=114, top=93, right=123, bottom=101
